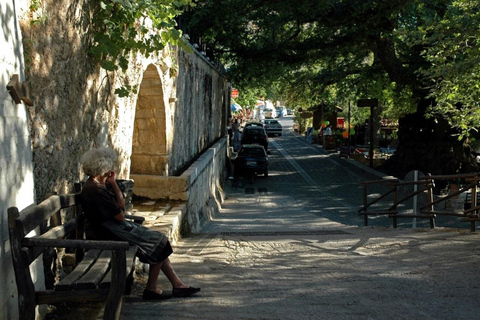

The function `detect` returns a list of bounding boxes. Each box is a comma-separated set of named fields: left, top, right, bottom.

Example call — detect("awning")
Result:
left=231, top=103, right=242, bottom=112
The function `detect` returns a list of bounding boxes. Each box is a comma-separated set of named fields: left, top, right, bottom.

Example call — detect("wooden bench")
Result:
left=8, top=180, right=143, bottom=320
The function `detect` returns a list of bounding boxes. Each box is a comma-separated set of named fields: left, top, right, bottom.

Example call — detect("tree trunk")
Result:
left=381, top=100, right=477, bottom=179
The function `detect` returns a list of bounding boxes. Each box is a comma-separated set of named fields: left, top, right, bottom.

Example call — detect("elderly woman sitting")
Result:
left=80, top=147, right=200, bottom=300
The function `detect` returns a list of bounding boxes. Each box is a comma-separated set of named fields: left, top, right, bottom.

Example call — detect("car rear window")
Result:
left=246, top=128, right=264, bottom=135
left=239, top=147, right=265, bottom=157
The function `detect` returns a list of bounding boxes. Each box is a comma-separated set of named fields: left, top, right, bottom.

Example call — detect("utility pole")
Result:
left=357, top=99, right=378, bottom=168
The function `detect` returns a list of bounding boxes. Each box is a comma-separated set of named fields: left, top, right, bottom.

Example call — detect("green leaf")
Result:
left=92, top=0, right=194, bottom=95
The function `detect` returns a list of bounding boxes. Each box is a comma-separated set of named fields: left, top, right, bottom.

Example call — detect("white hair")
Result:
left=80, top=147, right=118, bottom=177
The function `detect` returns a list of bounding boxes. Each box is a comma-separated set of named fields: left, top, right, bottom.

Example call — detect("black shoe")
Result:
left=172, top=287, right=201, bottom=297
left=143, top=289, right=173, bottom=300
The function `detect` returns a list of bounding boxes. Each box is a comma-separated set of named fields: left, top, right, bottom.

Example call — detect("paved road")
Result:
left=57, top=116, right=480, bottom=320
left=117, top=116, right=480, bottom=320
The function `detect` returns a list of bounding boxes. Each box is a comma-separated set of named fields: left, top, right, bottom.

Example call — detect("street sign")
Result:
left=357, top=99, right=378, bottom=108
left=231, top=88, right=239, bottom=98
left=300, top=112, right=313, bottom=119
left=337, top=117, right=345, bottom=129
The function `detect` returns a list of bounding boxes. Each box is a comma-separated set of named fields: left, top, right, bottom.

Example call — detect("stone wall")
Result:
left=18, top=0, right=176, bottom=202
left=131, top=51, right=229, bottom=179
left=170, top=50, right=228, bottom=175
left=18, top=0, right=228, bottom=202
left=1, top=0, right=229, bottom=319
left=20, top=0, right=125, bottom=202
left=181, top=136, right=228, bottom=233
left=131, top=135, right=228, bottom=233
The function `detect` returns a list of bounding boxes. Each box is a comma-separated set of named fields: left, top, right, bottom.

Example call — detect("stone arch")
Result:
left=130, top=64, right=169, bottom=176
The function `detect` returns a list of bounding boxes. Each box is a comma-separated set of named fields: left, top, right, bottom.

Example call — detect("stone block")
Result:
left=167, top=177, right=188, bottom=193
left=140, top=86, right=164, bottom=96
left=134, top=118, right=151, bottom=130
left=150, top=209, right=166, bottom=217
left=134, top=108, right=155, bottom=119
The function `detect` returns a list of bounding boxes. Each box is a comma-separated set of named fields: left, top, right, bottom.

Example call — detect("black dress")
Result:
left=80, top=178, right=173, bottom=264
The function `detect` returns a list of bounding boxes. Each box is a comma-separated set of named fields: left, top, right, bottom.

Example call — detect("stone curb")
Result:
left=131, top=201, right=186, bottom=274
left=132, top=201, right=187, bottom=246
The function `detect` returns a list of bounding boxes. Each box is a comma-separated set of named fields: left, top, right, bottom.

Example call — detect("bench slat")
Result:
left=99, top=246, right=137, bottom=289
left=55, top=249, right=102, bottom=291
left=17, top=194, right=79, bottom=235
left=75, top=250, right=112, bottom=290
left=38, top=217, right=80, bottom=240
left=22, top=237, right=130, bottom=250
left=37, top=288, right=109, bottom=305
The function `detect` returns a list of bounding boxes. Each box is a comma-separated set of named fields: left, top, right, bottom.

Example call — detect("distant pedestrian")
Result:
left=232, top=119, right=240, bottom=140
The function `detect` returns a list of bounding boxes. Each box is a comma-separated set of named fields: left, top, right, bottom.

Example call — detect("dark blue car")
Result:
left=233, top=145, right=269, bottom=178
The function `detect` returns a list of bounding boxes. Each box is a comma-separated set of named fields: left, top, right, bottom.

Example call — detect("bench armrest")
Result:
left=124, top=214, right=145, bottom=224
left=22, top=237, right=130, bottom=251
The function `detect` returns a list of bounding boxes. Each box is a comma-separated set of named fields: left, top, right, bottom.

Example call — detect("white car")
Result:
left=264, top=108, right=277, bottom=119
left=262, top=119, right=282, bottom=136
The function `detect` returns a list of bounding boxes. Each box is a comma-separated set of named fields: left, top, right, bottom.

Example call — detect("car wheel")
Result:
left=264, top=170, right=268, bottom=177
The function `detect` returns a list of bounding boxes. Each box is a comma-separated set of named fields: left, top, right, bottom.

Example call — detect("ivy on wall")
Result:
left=89, top=0, right=193, bottom=96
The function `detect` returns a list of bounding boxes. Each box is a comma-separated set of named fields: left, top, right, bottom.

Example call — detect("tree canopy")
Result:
left=184, top=0, right=480, bottom=138
left=181, top=0, right=480, bottom=176
left=418, top=0, right=480, bottom=139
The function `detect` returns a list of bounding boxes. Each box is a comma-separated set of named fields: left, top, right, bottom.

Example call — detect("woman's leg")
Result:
left=161, top=258, right=201, bottom=297
left=145, top=258, right=200, bottom=298
left=146, top=261, right=163, bottom=292
left=160, top=258, right=187, bottom=288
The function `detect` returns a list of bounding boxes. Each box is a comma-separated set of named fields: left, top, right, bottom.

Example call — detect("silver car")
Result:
left=262, top=119, right=282, bottom=136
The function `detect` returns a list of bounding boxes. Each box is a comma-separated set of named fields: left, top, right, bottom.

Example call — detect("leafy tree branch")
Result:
left=90, top=0, right=193, bottom=96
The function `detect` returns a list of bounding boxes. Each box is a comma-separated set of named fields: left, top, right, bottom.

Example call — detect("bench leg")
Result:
left=103, top=251, right=126, bottom=320
left=124, top=270, right=135, bottom=296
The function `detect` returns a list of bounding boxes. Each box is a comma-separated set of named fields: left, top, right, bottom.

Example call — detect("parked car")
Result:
left=233, top=145, right=269, bottom=178
left=264, top=108, right=277, bottom=119
left=244, top=121, right=263, bottom=128
left=241, top=125, right=268, bottom=151
left=262, top=119, right=282, bottom=136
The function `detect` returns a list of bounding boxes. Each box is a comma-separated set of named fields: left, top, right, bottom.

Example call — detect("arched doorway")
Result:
left=131, top=64, right=168, bottom=176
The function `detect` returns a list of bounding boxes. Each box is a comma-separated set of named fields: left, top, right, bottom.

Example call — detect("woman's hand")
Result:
left=106, top=170, right=126, bottom=211
left=106, top=170, right=117, bottom=185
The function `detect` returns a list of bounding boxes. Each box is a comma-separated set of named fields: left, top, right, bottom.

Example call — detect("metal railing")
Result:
left=359, top=173, right=480, bottom=231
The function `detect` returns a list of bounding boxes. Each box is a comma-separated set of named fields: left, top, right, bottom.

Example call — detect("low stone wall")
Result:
left=131, top=135, right=228, bottom=234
